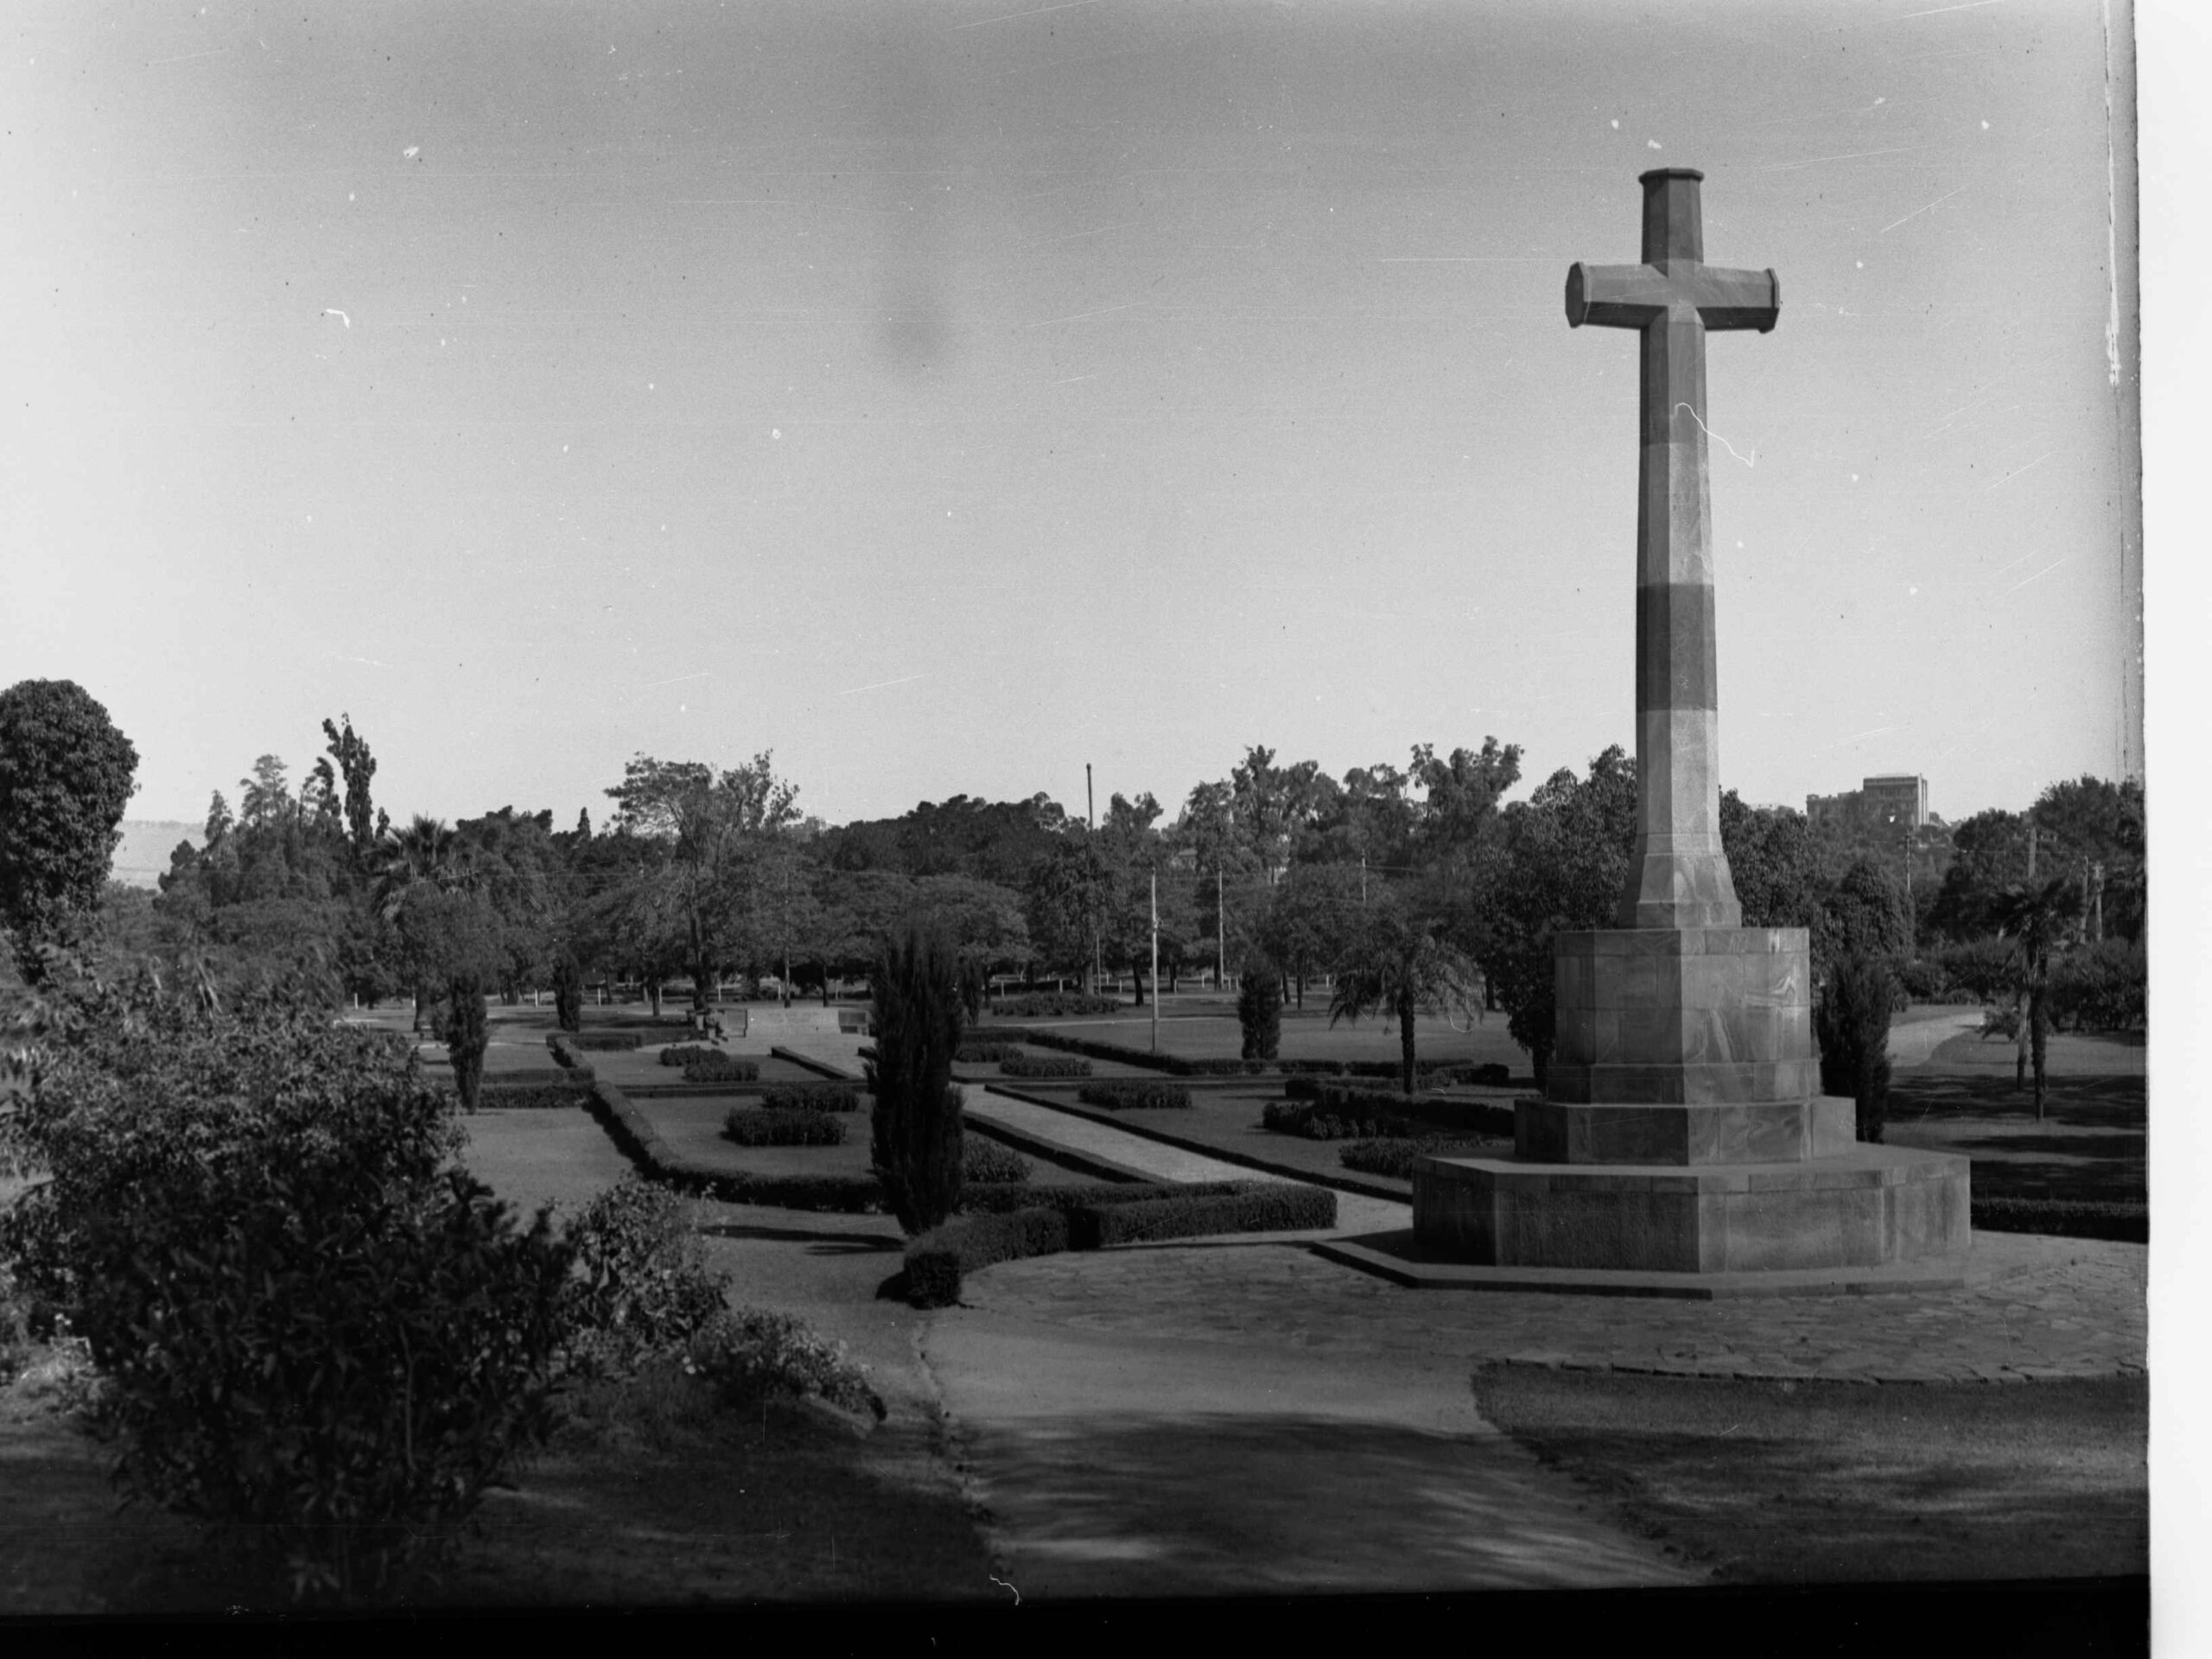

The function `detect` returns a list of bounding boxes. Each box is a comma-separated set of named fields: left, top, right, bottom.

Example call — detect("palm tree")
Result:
left=1327, top=899, right=1479, bottom=1096
left=1988, top=875, right=2084, bottom=1122
left=370, top=815, right=467, bottom=1031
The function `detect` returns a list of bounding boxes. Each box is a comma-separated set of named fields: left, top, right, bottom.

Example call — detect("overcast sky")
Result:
left=1, top=0, right=2145, bottom=830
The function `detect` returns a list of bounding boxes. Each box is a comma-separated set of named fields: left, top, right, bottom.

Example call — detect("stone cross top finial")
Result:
left=1567, top=168, right=1780, bottom=930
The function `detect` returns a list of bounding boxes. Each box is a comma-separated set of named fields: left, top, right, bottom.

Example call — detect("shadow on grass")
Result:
left=957, top=1409, right=1694, bottom=1593
left=1885, top=1073, right=2145, bottom=1205
left=698, top=1222, right=903, bottom=1254
left=1471, top=1365, right=2147, bottom=1586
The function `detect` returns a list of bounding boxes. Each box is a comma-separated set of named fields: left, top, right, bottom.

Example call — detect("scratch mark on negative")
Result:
left=990, top=1573, right=1021, bottom=1605
left=839, top=673, right=928, bottom=696
left=1675, top=404, right=1757, bottom=467
left=1878, top=185, right=1966, bottom=235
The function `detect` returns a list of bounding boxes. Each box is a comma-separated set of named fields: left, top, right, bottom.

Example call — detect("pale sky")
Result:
left=2, top=0, right=2145, bottom=829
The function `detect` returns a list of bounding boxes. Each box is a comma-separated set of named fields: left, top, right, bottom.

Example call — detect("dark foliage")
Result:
left=444, top=978, right=489, bottom=1112
left=682, top=1057, right=763, bottom=1084
left=551, top=952, right=584, bottom=1033
left=563, top=1176, right=728, bottom=1371
left=865, top=926, right=966, bottom=1234
left=1077, top=1080, right=1193, bottom=1110
left=469, top=1083, right=594, bottom=1111
left=999, top=1053, right=1091, bottom=1078
left=1816, top=952, right=1895, bottom=1143
left=1236, top=965, right=1283, bottom=1060
left=954, top=1042, right=1024, bottom=1063
left=0, top=679, right=139, bottom=978
left=722, top=1107, right=848, bottom=1147
left=759, top=1082, right=861, bottom=1113
left=658, top=1043, right=728, bottom=1067
left=1338, top=1135, right=1505, bottom=1179
left=992, top=991, right=1121, bottom=1018
left=959, top=1137, right=1033, bottom=1186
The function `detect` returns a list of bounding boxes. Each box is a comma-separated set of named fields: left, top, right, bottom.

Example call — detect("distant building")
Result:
left=1806, top=775, right=1930, bottom=832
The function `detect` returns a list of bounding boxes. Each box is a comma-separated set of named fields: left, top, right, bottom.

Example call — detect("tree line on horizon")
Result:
left=0, top=683, right=2144, bottom=1094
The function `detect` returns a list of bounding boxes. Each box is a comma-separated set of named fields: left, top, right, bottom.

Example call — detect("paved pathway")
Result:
left=1888, top=1007, right=1988, bottom=1066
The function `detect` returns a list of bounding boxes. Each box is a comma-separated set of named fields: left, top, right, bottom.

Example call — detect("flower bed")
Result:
left=760, top=1082, right=861, bottom=1113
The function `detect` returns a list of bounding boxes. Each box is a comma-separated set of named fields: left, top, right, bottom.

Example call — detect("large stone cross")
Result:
left=1567, top=167, right=1779, bottom=930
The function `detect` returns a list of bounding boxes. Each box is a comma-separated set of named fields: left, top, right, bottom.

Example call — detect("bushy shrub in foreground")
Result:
left=760, top=1082, right=861, bottom=1113
left=685, top=1308, right=882, bottom=1420
left=683, top=1057, right=762, bottom=1084
left=999, top=1054, right=1090, bottom=1079
left=1077, top=1080, right=1192, bottom=1110
left=3, top=976, right=570, bottom=1600
left=564, top=1176, right=729, bottom=1373
left=723, top=1107, right=847, bottom=1147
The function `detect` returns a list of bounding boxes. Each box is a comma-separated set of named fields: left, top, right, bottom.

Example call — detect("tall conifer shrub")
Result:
left=1237, top=964, right=1283, bottom=1061
left=867, top=926, right=965, bottom=1233
left=1815, top=951, right=1893, bottom=1143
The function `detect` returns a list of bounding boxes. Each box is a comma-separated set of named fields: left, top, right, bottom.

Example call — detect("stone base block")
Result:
left=1516, top=1094, right=1856, bottom=1166
left=1411, top=1145, right=1971, bottom=1274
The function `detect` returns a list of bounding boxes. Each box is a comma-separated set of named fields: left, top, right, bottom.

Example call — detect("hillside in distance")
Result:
left=111, top=820, right=201, bottom=889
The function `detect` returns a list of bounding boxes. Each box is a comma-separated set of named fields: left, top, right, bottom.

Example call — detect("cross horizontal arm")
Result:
left=1566, top=261, right=1781, bottom=333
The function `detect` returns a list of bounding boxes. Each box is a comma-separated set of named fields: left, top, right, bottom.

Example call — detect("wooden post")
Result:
left=1150, top=872, right=1160, bottom=1055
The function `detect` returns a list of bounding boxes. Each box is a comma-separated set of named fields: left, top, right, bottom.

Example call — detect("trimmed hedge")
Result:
left=906, top=1208, right=1071, bottom=1307
left=683, top=1058, right=762, bottom=1084
left=1338, top=1135, right=1499, bottom=1179
left=1077, top=1184, right=1335, bottom=1248
left=1264, top=1093, right=1516, bottom=1141
left=962, top=1138, right=1033, bottom=1185
left=992, top=992, right=1121, bottom=1018
left=659, top=1044, right=727, bottom=1068
left=724, top=1108, right=847, bottom=1147
left=901, top=1179, right=1332, bottom=1306
left=1000, top=1054, right=1091, bottom=1079
left=1077, top=1080, right=1192, bottom=1111
left=546, top=1036, right=596, bottom=1079
left=469, top=1084, right=595, bottom=1111
left=955, top=1042, right=1025, bottom=1064
left=760, top=1083, right=862, bottom=1113
left=1973, top=1197, right=2147, bottom=1244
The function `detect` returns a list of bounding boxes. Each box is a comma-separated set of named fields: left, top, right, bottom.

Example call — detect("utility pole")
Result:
left=1150, top=872, right=1160, bottom=1054
left=1217, top=868, right=1227, bottom=995
left=1086, top=763, right=1100, bottom=999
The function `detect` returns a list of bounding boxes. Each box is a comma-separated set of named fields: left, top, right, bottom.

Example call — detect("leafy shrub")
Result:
left=723, top=1108, right=847, bottom=1147
left=993, top=992, right=1120, bottom=1018
left=683, top=1058, right=763, bottom=1084
left=1274, top=1080, right=1516, bottom=1136
left=545, top=1034, right=596, bottom=1078
left=1817, top=952, right=1894, bottom=1144
left=1933, top=937, right=2017, bottom=1004
left=1077, top=1080, right=1192, bottom=1110
left=3, top=973, right=579, bottom=1601
left=868, top=927, right=966, bottom=1235
left=659, top=1044, right=728, bottom=1068
left=684, top=1308, right=881, bottom=1420
left=961, top=1137, right=1032, bottom=1185
left=1338, top=1135, right=1499, bottom=1179
left=999, top=1054, right=1090, bottom=1079
left=565, top=1176, right=728, bottom=1372
left=760, top=1082, right=861, bottom=1113
left=1896, top=957, right=1948, bottom=1001
left=2048, top=938, right=2147, bottom=1033
left=1237, top=968, right=1282, bottom=1061
left=955, top=1042, right=1024, bottom=1063
left=75, top=1162, right=574, bottom=1600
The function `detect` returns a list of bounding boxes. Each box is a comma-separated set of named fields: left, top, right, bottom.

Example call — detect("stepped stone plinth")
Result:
left=1407, top=168, right=1969, bottom=1288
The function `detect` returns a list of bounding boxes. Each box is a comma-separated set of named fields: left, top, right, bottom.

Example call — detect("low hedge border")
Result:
left=546, top=1035, right=597, bottom=1078
left=661, top=1043, right=728, bottom=1068
left=583, top=1079, right=1061, bottom=1214
left=467, top=1083, right=596, bottom=1111
left=956, top=1042, right=1025, bottom=1064
left=1972, top=1197, right=2147, bottom=1244
left=761, top=1083, right=862, bottom=1113
left=1338, top=1135, right=1501, bottom=1179
left=1277, top=1080, right=1517, bottom=1137
left=1077, top=1080, right=1192, bottom=1111
left=1009, top=1029, right=1518, bottom=1086
left=903, top=1179, right=1337, bottom=1306
left=1000, top=1055, right=1090, bottom=1079
left=990, top=993, right=1122, bottom=1019
left=724, top=1107, right=847, bottom=1147
left=683, top=1058, right=763, bottom=1084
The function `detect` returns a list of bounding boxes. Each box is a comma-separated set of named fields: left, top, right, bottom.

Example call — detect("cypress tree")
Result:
left=1237, top=963, right=1282, bottom=1061
left=447, top=976, right=490, bottom=1113
left=1815, top=952, right=1893, bottom=1144
left=867, top=925, right=965, bottom=1233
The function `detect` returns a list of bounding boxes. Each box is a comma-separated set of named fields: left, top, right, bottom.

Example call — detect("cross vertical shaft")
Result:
left=1567, top=168, right=1779, bottom=929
